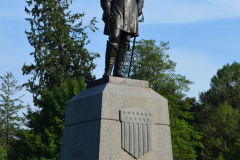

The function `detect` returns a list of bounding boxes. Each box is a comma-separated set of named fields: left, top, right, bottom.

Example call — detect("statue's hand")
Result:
left=102, top=10, right=111, bottom=21
left=102, top=10, right=115, bottom=25
left=138, top=9, right=142, bottom=16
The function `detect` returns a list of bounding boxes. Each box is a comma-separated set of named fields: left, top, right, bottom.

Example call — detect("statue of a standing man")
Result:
left=101, top=0, right=144, bottom=77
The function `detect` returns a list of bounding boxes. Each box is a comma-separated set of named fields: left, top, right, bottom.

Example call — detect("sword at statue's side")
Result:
left=128, top=11, right=144, bottom=78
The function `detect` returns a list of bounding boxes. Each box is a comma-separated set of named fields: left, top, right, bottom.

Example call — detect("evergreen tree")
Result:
left=0, top=72, right=26, bottom=157
left=0, top=145, right=7, bottom=160
left=196, top=62, right=240, bottom=159
left=200, top=62, right=240, bottom=109
left=23, top=0, right=99, bottom=104
left=123, top=39, right=203, bottom=159
left=10, top=0, right=99, bottom=159
left=220, top=138, right=240, bottom=160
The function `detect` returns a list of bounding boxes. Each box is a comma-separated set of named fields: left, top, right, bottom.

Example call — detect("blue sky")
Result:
left=1, top=0, right=240, bottom=115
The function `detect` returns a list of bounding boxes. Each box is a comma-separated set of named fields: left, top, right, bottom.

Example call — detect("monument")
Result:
left=60, top=77, right=173, bottom=160
left=60, top=0, right=173, bottom=159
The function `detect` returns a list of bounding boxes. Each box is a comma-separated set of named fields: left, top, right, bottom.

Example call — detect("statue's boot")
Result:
left=103, top=41, right=118, bottom=77
left=113, top=43, right=129, bottom=77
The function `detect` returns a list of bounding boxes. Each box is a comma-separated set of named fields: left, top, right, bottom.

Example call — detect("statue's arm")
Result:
left=101, top=0, right=111, bottom=11
left=137, top=0, right=144, bottom=16
left=137, top=0, right=144, bottom=10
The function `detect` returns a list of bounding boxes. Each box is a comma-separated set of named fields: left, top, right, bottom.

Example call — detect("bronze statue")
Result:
left=101, top=0, right=144, bottom=77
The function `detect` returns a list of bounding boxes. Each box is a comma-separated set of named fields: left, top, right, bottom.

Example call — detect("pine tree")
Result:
left=9, top=0, right=99, bottom=159
left=0, top=72, right=26, bottom=157
left=196, top=62, right=240, bottom=159
left=200, top=62, right=240, bottom=109
left=0, top=145, right=7, bottom=160
left=23, top=0, right=99, bottom=104
left=123, top=39, right=203, bottom=159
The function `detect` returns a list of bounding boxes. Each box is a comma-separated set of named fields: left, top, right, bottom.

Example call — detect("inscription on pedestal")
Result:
left=120, top=108, right=153, bottom=159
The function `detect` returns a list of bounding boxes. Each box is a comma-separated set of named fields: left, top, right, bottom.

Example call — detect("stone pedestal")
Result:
left=60, top=77, right=173, bottom=160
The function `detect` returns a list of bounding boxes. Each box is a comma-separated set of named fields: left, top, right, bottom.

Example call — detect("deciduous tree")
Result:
left=123, top=39, right=203, bottom=159
left=10, top=78, right=85, bottom=159
left=199, top=102, right=240, bottom=159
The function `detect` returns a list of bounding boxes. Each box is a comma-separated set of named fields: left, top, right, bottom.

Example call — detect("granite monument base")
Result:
left=60, top=77, right=173, bottom=160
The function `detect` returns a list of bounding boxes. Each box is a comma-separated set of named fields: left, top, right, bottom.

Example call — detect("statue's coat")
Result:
left=101, top=0, right=144, bottom=37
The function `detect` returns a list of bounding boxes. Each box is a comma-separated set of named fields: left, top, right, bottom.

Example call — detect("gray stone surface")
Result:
left=87, top=76, right=149, bottom=88
left=60, top=120, right=101, bottom=160
left=65, top=83, right=169, bottom=127
left=60, top=77, right=173, bottom=160
left=60, top=120, right=172, bottom=160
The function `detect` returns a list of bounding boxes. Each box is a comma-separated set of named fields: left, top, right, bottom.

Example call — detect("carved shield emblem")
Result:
left=120, top=108, right=153, bottom=159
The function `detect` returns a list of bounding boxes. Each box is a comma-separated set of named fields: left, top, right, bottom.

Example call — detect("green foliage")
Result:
left=200, top=62, right=240, bottom=109
left=198, top=102, right=240, bottom=159
left=196, top=62, right=240, bottom=159
left=123, top=40, right=193, bottom=117
left=170, top=98, right=204, bottom=160
left=220, top=138, right=240, bottom=160
left=10, top=78, right=85, bottom=159
left=0, top=146, right=7, bottom=160
left=123, top=39, right=203, bottom=159
left=0, top=72, right=27, bottom=157
left=22, top=0, right=99, bottom=104
left=10, top=0, right=99, bottom=159
left=171, top=116, right=203, bottom=160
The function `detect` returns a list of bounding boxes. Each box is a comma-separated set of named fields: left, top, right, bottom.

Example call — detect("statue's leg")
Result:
left=103, top=29, right=121, bottom=77
left=113, top=32, right=131, bottom=77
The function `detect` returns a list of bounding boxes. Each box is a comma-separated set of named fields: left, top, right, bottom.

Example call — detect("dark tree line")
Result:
left=192, top=62, right=240, bottom=160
